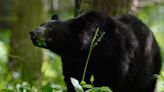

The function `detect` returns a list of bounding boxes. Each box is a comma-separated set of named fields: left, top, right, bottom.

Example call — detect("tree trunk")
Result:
left=0, top=0, right=14, bottom=28
left=78, top=0, right=131, bottom=16
left=75, top=0, right=81, bottom=16
left=10, top=0, right=44, bottom=82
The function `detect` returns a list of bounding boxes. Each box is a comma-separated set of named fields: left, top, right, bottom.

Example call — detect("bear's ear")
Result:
left=51, top=14, right=59, bottom=20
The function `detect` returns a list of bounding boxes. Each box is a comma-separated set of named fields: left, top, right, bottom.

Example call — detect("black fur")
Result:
left=30, top=11, right=162, bottom=92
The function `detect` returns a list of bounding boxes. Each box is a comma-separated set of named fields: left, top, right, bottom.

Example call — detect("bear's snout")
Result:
left=30, top=30, right=47, bottom=48
left=29, top=31, right=38, bottom=40
left=30, top=30, right=44, bottom=39
left=29, top=31, right=38, bottom=46
left=29, top=31, right=34, bottom=35
left=29, top=31, right=35, bottom=38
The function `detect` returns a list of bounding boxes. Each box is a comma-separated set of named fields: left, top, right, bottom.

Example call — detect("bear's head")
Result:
left=30, top=14, right=81, bottom=55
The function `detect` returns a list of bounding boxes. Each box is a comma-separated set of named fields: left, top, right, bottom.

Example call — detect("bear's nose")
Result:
left=29, top=31, right=34, bottom=36
left=29, top=31, right=37, bottom=39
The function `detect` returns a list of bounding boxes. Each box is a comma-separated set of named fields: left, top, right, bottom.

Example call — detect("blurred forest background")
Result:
left=0, top=0, right=164, bottom=91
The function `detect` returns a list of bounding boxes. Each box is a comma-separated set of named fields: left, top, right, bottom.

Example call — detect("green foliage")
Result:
left=137, top=5, right=164, bottom=32
left=42, top=85, right=53, bottom=92
left=36, top=40, right=47, bottom=47
left=0, top=81, right=64, bottom=92
left=42, top=50, right=66, bottom=90
left=86, top=87, right=112, bottom=92
left=0, top=29, right=11, bottom=45
left=0, top=29, right=11, bottom=89
left=71, top=77, right=112, bottom=92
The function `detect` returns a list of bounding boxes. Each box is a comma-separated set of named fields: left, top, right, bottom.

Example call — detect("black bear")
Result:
left=30, top=11, right=162, bottom=92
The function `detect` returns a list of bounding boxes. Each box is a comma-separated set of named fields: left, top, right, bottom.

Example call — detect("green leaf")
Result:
left=82, top=84, right=93, bottom=89
left=42, top=85, right=53, bottom=92
left=36, top=40, right=47, bottom=47
left=86, top=86, right=112, bottom=92
left=151, top=74, right=160, bottom=79
left=70, top=77, right=84, bottom=92
left=90, top=75, right=94, bottom=85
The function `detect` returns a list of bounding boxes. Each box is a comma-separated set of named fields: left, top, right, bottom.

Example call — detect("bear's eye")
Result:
left=47, top=25, right=54, bottom=30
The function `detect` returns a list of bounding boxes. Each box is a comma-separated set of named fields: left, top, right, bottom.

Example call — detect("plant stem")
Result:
left=81, top=28, right=99, bottom=81
left=81, top=27, right=106, bottom=83
left=81, top=46, right=93, bottom=81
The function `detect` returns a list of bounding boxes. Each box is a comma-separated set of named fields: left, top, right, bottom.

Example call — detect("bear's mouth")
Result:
left=30, top=31, right=47, bottom=48
left=34, top=39, right=47, bottom=47
left=31, top=38, right=47, bottom=48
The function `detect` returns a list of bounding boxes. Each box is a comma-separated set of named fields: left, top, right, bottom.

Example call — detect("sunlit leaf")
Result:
left=70, top=77, right=84, bottom=92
